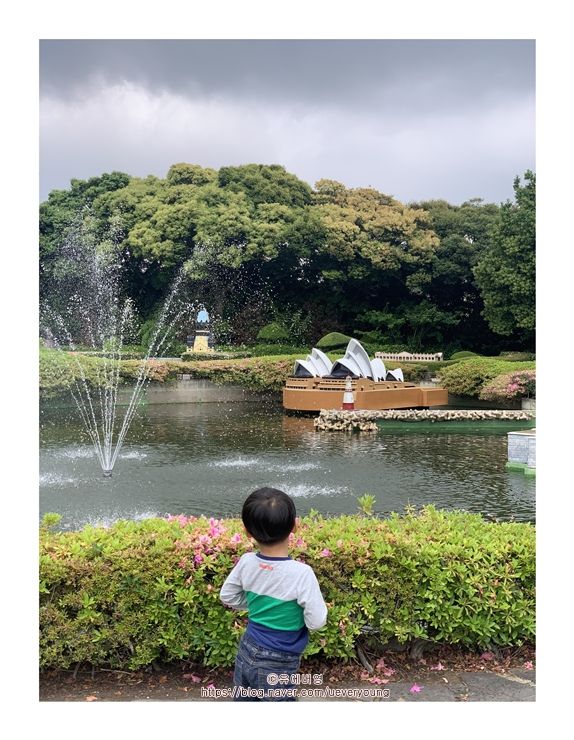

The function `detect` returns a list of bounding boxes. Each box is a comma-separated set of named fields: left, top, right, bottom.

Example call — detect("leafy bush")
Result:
left=180, top=356, right=296, bottom=391
left=180, top=350, right=253, bottom=362
left=256, top=321, right=291, bottom=343
left=438, top=358, right=536, bottom=398
left=249, top=344, right=309, bottom=357
left=316, top=332, right=352, bottom=350
left=139, top=318, right=185, bottom=357
left=479, top=370, right=536, bottom=402
left=450, top=351, right=480, bottom=360
left=40, top=348, right=115, bottom=398
left=400, top=360, right=457, bottom=382
left=39, top=506, right=535, bottom=670
left=498, top=352, right=536, bottom=362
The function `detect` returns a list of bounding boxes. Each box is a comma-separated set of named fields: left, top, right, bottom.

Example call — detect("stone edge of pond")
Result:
left=314, top=409, right=536, bottom=432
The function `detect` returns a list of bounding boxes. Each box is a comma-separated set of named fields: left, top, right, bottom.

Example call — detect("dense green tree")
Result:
left=39, top=163, right=535, bottom=353
left=410, top=198, right=502, bottom=351
left=218, top=164, right=312, bottom=207
left=473, top=171, right=535, bottom=340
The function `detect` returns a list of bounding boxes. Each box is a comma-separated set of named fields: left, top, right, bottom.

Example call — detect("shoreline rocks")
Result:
left=314, top=408, right=535, bottom=432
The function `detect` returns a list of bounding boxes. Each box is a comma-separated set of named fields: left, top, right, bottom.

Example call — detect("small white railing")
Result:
left=374, top=351, right=443, bottom=362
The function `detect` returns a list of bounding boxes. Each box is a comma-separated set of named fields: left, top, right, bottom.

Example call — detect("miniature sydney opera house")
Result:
left=283, top=339, right=448, bottom=412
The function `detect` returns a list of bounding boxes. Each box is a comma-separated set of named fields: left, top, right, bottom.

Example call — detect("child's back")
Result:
left=221, top=550, right=327, bottom=654
left=220, top=488, right=327, bottom=701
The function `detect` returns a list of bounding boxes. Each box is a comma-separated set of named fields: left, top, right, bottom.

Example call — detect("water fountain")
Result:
left=40, top=214, right=192, bottom=477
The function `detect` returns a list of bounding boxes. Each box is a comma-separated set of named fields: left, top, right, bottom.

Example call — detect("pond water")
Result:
left=39, top=397, right=535, bottom=530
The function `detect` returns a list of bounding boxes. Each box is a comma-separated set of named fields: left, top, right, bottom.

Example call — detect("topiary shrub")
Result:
left=256, top=322, right=291, bottom=344
left=316, top=332, right=352, bottom=350
left=450, top=351, right=480, bottom=360
left=39, top=506, right=535, bottom=671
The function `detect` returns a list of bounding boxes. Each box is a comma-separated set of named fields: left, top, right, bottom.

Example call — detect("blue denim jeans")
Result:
left=233, top=632, right=301, bottom=702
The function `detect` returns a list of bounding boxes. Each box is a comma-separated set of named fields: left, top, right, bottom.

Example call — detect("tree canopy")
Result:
left=39, top=163, right=535, bottom=354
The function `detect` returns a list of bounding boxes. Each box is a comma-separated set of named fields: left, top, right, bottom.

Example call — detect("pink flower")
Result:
left=409, top=683, right=423, bottom=693
left=369, top=676, right=388, bottom=684
left=320, top=548, right=332, bottom=557
left=206, top=683, right=216, bottom=689
left=295, top=537, right=305, bottom=547
left=230, top=533, right=242, bottom=543
left=523, top=661, right=534, bottom=670
left=183, top=673, right=201, bottom=683
left=383, top=667, right=396, bottom=677
left=194, top=553, right=203, bottom=564
left=375, top=658, right=386, bottom=670
left=481, top=651, right=495, bottom=661
left=430, top=662, right=445, bottom=671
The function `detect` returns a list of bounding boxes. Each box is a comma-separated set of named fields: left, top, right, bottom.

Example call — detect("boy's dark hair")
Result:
left=242, top=488, right=296, bottom=545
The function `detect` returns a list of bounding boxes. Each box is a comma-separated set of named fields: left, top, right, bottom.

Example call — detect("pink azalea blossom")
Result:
left=369, top=676, right=388, bottom=685
left=230, top=533, right=242, bottom=543
left=383, top=667, right=396, bottom=677
left=183, top=673, right=201, bottom=683
left=206, top=683, right=216, bottom=689
left=295, top=537, right=305, bottom=547
left=320, top=548, right=332, bottom=557
left=523, top=661, right=534, bottom=670
left=194, top=554, right=203, bottom=564
left=409, top=683, right=423, bottom=693
left=430, top=662, right=445, bottom=671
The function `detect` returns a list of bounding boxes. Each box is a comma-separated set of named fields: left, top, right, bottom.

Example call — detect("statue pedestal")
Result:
left=193, top=335, right=209, bottom=352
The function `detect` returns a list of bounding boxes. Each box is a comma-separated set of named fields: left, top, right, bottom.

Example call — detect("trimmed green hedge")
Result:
left=180, top=350, right=253, bottom=361
left=438, top=358, right=536, bottom=398
left=450, top=351, right=480, bottom=360
left=248, top=344, right=309, bottom=357
left=256, top=322, right=291, bottom=343
left=180, top=355, right=296, bottom=391
left=40, top=506, right=535, bottom=670
left=316, top=332, right=352, bottom=350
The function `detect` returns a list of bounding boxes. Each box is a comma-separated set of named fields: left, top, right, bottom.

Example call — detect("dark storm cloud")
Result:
left=41, top=39, right=534, bottom=109
left=39, top=39, right=535, bottom=203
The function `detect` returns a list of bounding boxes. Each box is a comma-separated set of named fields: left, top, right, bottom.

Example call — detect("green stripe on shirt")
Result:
left=245, top=591, right=305, bottom=631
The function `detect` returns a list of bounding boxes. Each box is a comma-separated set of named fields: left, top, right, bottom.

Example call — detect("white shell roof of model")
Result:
left=293, top=359, right=317, bottom=376
left=331, top=356, right=364, bottom=377
left=388, top=368, right=404, bottom=382
left=345, top=338, right=375, bottom=379
left=370, top=357, right=387, bottom=382
left=293, top=339, right=403, bottom=379
left=310, top=348, right=333, bottom=376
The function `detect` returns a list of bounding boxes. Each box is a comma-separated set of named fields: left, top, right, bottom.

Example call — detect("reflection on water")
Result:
left=40, top=399, right=535, bottom=530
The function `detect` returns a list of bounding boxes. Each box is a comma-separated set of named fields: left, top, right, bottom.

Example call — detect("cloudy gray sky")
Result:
left=40, top=39, right=535, bottom=204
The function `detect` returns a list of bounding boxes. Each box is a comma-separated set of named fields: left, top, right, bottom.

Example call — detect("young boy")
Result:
left=220, top=487, right=328, bottom=702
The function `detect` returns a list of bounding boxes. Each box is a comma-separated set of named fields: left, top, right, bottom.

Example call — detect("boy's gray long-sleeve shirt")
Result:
left=220, top=552, right=328, bottom=653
